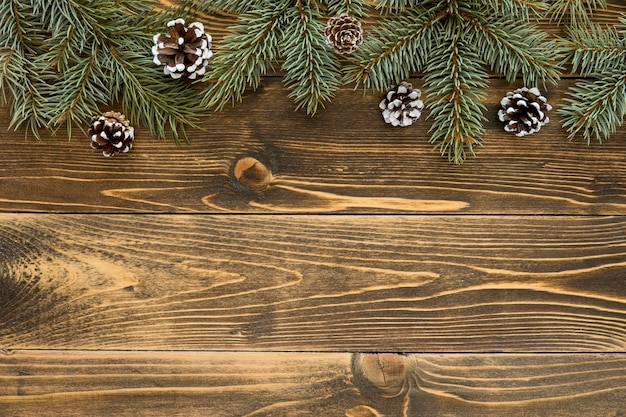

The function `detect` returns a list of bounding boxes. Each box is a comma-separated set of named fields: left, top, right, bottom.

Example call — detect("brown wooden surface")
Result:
left=1, top=213, right=624, bottom=352
left=2, top=78, right=626, bottom=214
left=1, top=0, right=626, bottom=415
left=0, top=351, right=624, bottom=417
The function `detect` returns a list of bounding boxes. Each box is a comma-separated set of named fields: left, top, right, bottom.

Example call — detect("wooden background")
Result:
left=1, top=1, right=625, bottom=416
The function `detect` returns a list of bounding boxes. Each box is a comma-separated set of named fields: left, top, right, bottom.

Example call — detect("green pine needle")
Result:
left=201, top=0, right=368, bottom=116
left=425, top=25, right=488, bottom=164
left=559, top=74, right=626, bottom=143
left=201, top=3, right=284, bottom=111
left=0, top=0, right=205, bottom=142
left=280, top=3, right=341, bottom=115
left=347, top=0, right=562, bottom=164
left=547, top=0, right=606, bottom=27
left=559, top=15, right=626, bottom=143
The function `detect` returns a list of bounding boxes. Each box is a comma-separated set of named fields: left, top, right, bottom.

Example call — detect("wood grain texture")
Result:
left=1, top=78, right=626, bottom=214
left=1, top=214, right=624, bottom=351
left=0, top=350, right=624, bottom=417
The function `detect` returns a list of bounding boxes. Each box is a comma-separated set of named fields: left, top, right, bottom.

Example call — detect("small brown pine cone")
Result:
left=498, top=87, right=552, bottom=136
left=152, top=18, right=213, bottom=80
left=88, top=111, right=134, bottom=157
left=324, top=14, right=363, bottom=54
left=379, top=81, right=424, bottom=127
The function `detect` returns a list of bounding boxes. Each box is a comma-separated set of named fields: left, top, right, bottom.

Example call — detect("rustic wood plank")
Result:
left=1, top=78, right=625, bottom=214
left=0, top=350, right=624, bottom=416
left=1, top=214, right=624, bottom=351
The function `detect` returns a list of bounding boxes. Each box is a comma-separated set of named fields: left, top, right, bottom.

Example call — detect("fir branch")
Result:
left=325, top=0, right=368, bottom=18
left=1, top=0, right=204, bottom=142
left=564, top=23, right=626, bottom=75
left=559, top=74, right=625, bottom=143
left=547, top=0, right=606, bottom=27
left=280, top=2, right=341, bottom=114
left=202, top=0, right=353, bottom=115
left=38, top=45, right=112, bottom=135
left=0, top=1, right=46, bottom=138
left=372, top=0, right=422, bottom=13
left=347, top=0, right=561, bottom=163
left=201, top=2, right=284, bottom=111
left=465, top=14, right=562, bottom=86
left=344, top=9, right=443, bottom=91
left=558, top=15, right=626, bottom=142
left=425, top=24, right=488, bottom=164
left=192, top=0, right=255, bottom=14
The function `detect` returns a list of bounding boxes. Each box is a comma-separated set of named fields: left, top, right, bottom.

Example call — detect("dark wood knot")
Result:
left=231, top=156, right=273, bottom=192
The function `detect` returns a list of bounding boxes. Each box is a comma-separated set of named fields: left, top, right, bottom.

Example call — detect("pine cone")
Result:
left=152, top=18, right=213, bottom=80
left=379, top=81, right=424, bottom=127
left=324, top=14, right=363, bottom=54
left=498, top=87, right=552, bottom=136
left=88, top=111, right=134, bottom=157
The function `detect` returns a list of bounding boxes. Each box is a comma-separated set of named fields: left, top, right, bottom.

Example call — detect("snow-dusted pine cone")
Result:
left=324, top=14, right=363, bottom=54
left=88, top=111, right=134, bottom=157
left=498, top=87, right=552, bottom=136
left=379, top=81, right=424, bottom=127
left=152, top=18, right=213, bottom=80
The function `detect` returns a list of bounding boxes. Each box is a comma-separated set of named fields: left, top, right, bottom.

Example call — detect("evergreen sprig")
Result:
left=558, top=15, right=626, bottom=142
left=0, top=0, right=205, bottom=142
left=198, top=0, right=366, bottom=115
left=346, top=0, right=562, bottom=164
left=547, top=0, right=606, bottom=26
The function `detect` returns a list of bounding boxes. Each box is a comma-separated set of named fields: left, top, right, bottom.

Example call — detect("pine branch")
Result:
left=558, top=15, right=626, bottom=142
left=547, top=0, right=606, bottom=27
left=344, top=8, right=443, bottom=91
left=0, top=1, right=47, bottom=138
left=563, top=23, right=626, bottom=75
left=201, top=2, right=284, bottom=111
left=465, top=13, right=562, bottom=86
left=1, top=0, right=204, bottom=142
left=202, top=0, right=354, bottom=115
left=191, top=0, right=255, bottom=14
left=493, top=0, right=549, bottom=18
left=559, top=74, right=625, bottom=143
left=280, top=2, right=341, bottom=114
left=371, top=0, right=423, bottom=13
left=347, top=0, right=561, bottom=163
left=325, top=0, right=368, bottom=17
left=425, top=23, right=488, bottom=164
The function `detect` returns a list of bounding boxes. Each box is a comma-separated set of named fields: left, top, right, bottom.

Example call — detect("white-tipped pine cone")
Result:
left=324, top=14, right=363, bottom=54
left=88, top=111, right=134, bottom=157
left=498, top=87, right=552, bottom=136
left=152, top=18, right=212, bottom=80
left=379, top=81, right=424, bottom=127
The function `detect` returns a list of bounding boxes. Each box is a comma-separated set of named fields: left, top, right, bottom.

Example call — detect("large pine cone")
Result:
left=88, top=111, right=134, bottom=157
left=324, top=14, right=363, bottom=54
left=152, top=18, right=213, bottom=79
left=379, top=81, right=424, bottom=127
left=498, top=87, right=552, bottom=136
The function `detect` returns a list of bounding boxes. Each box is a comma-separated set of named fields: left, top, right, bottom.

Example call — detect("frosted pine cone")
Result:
left=379, top=81, right=424, bottom=127
left=88, top=111, right=134, bottom=157
left=498, top=87, right=552, bottom=136
left=152, top=18, right=213, bottom=80
left=324, top=14, right=363, bottom=54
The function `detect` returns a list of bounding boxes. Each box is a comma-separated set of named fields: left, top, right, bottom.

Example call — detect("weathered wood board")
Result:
left=1, top=214, right=624, bottom=351
left=1, top=0, right=625, bottom=415
left=1, top=78, right=626, bottom=214
left=0, top=351, right=624, bottom=417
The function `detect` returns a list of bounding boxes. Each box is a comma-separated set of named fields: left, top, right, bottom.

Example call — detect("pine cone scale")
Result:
left=325, top=14, right=363, bottom=54
left=153, top=19, right=212, bottom=79
left=88, top=111, right=134, bottom=157
left=498, top=87, right=551, bottom=137
left=379, top=81, right=424, bottom=127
